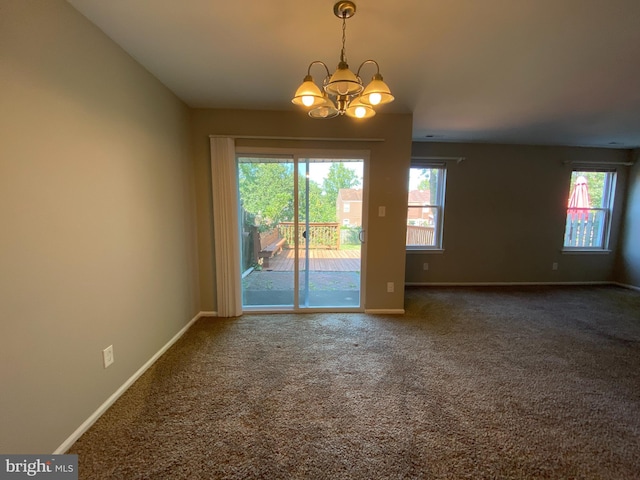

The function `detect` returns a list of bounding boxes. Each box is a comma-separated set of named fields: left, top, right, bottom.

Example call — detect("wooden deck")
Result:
left=266, top=248, right=360, bottom=272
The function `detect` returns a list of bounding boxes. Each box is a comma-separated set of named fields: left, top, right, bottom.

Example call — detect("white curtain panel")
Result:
left=210, top=137, right=242, bottom=317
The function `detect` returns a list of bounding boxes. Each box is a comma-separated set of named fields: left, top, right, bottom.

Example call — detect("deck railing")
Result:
left=406, top=225, right=435, bottom=246
left=278, top=222, right=340, bottom=249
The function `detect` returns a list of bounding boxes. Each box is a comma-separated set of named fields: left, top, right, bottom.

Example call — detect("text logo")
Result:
left=0, top=455, right=77, bottom=480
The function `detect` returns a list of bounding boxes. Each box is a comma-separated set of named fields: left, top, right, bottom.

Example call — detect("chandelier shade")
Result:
left=291, top=75, right=325, bottom=108
left=345, top=96, right=376, bottom=119
left=309, top=94, right=340, bottom=119
left=360, top=73, right=395, bottom=106
left=291, top=1, right=394, bottom=119
left=325, top=62, right=364, bottom=97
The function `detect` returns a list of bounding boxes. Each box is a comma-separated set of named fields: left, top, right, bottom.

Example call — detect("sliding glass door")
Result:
left=297, top=158, right=363, bottom=308
left=238, top=152, right=365, bottom=311
left=238, top=156, right=295, bottom=307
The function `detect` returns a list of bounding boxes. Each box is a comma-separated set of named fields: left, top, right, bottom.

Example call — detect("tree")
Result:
left=417, top=170, right=429, bottom=191
left=570, top=171, right=606, bottom=208
left=238, top=160, right=362, bottom=227
left=321, top=163, right=361, bottom=221
left=416, top=168, right=439, bottom=204
left=238, top=162, right=294, bottom=228
left=308, top=180, right=336, bottom=223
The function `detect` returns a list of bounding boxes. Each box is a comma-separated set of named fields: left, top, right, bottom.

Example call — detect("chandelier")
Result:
left=291, top=1, right=394, bottom=119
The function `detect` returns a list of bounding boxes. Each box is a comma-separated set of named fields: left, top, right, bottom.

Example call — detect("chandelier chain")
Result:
left=340, top=15, right=347, bottom=64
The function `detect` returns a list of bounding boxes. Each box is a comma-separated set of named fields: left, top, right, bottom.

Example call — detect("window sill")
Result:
left=561, top=249, right=612, bottom=255
left=406, top=248, right=445, bottom=254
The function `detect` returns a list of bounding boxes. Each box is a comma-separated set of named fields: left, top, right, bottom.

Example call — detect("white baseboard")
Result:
left=365, top=309, right=405, bottom=314
left=405, top=281, right=612, bottom=287
left=614, top=282, right=640, bottom=292
left=54, top=311, right=216, bottom=454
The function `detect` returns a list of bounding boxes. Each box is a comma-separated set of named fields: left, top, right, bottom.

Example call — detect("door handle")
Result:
left=358, top=230, right=365, bottom=243
left=302, top=230, right=307, bottom=239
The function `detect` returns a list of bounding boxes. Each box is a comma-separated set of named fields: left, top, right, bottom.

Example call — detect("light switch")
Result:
left=378, top=206, right=386, bottom=217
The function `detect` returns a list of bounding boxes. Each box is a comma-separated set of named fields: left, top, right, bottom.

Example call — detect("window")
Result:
left=406, top=164, right=446, bottom=249
left=563, top=169, right=616, bottom=250
left=343, top=203, right=350, bottom=213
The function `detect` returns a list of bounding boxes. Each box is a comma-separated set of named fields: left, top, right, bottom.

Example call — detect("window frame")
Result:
left=562, top=167, right=617, bottom=253
left=406, top=160, right=447, bottom=252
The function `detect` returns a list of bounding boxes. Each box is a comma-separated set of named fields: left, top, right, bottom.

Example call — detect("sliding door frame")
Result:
left=236, top=146, right=370, bottom=313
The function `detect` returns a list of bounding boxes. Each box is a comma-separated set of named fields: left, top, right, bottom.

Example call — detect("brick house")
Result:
left=337, top=189, right=363, bottom=226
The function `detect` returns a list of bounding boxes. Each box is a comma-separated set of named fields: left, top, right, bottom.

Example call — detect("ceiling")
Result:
left=68, top=0, right=640, bottom=148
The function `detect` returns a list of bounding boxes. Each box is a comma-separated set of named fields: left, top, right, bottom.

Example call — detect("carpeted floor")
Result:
left=69, top=286, right=640, bottom=479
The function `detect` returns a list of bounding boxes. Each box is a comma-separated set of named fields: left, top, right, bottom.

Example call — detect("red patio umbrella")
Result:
left=568, top=175, right=591, bottom=221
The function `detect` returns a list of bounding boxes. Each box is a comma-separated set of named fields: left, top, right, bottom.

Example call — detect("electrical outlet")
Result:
left=552, top=262, right=558, bottom=271
left=387, top=282, right=394, bottom=293
left=423, top=262, right=429, bottom=271
left=103, top=345, right=114, bottom=368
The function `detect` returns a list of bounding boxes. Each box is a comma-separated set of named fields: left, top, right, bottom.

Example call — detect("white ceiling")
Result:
left=68, top=0, right=640, bottom=148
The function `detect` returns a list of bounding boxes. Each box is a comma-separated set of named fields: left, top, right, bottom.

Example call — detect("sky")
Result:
left=307, top=160, right=363, bottom=187
left=308, top=160, right=423, bottom=190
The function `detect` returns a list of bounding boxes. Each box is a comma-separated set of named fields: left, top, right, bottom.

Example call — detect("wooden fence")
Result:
left=406, top=225, right=435, bottom=246
left=278, top=222, right=340, bottom=249
left=564, top=209, right=605, bottom=247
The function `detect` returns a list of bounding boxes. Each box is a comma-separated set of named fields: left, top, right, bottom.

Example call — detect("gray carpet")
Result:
left=69, top=286, right=640, bottom=479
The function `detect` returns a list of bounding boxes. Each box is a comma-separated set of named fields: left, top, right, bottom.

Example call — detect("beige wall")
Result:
left=615, top=149, right=640, bottom=288
left=407, top=143, right=630, bottom=284
left=191, top=109, right=413, bottom=312
left=0, top=0, right=199, bottom=453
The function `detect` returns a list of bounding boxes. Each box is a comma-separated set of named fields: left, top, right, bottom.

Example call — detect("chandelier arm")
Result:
left=355, top=59, right=381, bottom=78
left=307, top=61, right=331, bottom=78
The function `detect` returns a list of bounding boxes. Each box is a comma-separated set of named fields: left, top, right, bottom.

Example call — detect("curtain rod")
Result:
left=563, top=160, right=634, bottom=166
left=412, top=156, right=465, bottom=164
left=209, top=134, right=385, bottom=142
